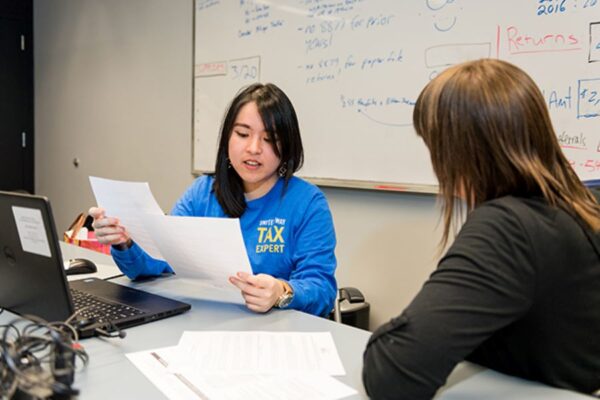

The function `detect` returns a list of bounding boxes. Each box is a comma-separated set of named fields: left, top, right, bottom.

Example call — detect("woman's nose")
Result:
left=247, top=135, right=262, bottom=154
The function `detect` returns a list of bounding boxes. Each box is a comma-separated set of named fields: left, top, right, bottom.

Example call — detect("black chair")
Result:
left=583, top=180, right=600, bottom=202
left=590, top=187, right=600, bottom=199
left=331, top=287, right=370, bottom=330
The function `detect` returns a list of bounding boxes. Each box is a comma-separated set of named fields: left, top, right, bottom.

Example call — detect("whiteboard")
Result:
left=193, top=0, right=600, bottom=192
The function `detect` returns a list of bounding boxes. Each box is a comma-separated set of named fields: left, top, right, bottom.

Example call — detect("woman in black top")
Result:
left=362, top=59, right=600, bottom=399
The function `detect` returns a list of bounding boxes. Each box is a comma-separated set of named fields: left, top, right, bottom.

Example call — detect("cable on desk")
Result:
left=65, top=306, right=127, bottom=340
left=0, top=313, right=89, bottom=399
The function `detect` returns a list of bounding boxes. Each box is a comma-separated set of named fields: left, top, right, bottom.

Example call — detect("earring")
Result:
left=278, top=164, right=287, bottom=177
left=227, top=157, right=232, bottom=169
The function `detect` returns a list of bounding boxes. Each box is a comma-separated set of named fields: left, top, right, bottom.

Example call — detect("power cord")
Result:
left=65, top=306, right=127, bottom=340
left=0, top=313, right=89, bottom=399
left=94, top=316, right=127, bottom=339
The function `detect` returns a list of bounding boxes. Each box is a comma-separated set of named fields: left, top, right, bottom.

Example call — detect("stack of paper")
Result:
left=126, top=331, right=357, bottom=400
left=89, top=177, right=252, bottom=295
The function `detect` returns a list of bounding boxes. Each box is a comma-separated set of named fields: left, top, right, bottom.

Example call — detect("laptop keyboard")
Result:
left=70, top=288, right=144, bottom=325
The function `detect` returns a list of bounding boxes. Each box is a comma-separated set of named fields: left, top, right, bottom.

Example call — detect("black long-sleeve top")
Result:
left=363, top=195, right=600, bottom=399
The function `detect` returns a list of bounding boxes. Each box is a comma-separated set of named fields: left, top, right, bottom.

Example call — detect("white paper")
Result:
left=169, top=331, right=346, bottom=376
left=89, top=176, right=253, bottom=296
left=126, top=347, right=207, bottom=400
left=89, top=176, right=165, bottom=260
left=179, top=372, right=357, bottom=400
left=143, top=215, right=252, bottom=291
left=12, top=206, right=51, bottom=257
left=164, top=277, right=245, bottom=305
left=127, top=346, right=356, bottom=400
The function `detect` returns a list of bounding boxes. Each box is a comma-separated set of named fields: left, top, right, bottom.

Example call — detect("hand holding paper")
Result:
left=88, top=206, right=131, bottom=246
left=89, top=177, right=252, bottom=295
left=90, top=176, right=165, bottom=260
left=229, top=271, right=284, bottom=312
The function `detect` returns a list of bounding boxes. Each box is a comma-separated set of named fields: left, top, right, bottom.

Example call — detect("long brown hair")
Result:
left=413, top=58, right=600, bottom=248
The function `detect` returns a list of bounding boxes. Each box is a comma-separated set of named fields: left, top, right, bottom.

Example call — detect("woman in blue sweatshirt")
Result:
left=89, top=83, right=337, bottom=317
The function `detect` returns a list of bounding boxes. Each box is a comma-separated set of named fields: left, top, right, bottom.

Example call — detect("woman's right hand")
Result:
left=88, top=206, right=131, bottom=246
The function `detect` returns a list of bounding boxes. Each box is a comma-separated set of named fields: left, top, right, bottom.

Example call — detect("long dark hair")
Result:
left=212, top=83, right=304, bottom=217
left=413, top=58, right=600, bottom=248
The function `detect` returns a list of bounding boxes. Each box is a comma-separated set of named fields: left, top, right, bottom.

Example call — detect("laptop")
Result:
left=0, top=191, right=191, bottom=338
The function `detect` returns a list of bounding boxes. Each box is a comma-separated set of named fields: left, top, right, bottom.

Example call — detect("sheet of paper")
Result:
left=126, top=347, right=208, bottom=400
left=12, top=206, right=51, bottom=257
left=178, top=372, right=357, bottom=400
left=127, top=346, right=356, bottom=400
left=143, top=215, right=252, bottom=290
left=164, top=277, right=245, bottom=305
left=168, top=331, right=345, bottom=376
left=89, top=176, right=165, bottom=260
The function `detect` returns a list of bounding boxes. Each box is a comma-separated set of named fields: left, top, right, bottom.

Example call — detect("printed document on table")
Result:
left=127, top=346, right=356, bottom=400
left=126, top=347, right=205, bottom=400
left=89, top=176, right=165, bottom=260
left=143, top=215, right=252, bottom=291
left=167, top=331, right=346, bottom=376
left=176, top=371, right=357, bottom=400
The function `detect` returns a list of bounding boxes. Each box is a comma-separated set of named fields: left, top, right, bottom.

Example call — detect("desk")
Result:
left=0, top=243, right=591, bottom=399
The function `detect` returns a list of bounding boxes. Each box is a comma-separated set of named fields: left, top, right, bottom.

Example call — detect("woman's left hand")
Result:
left=229, top=272, right=285, bottom=313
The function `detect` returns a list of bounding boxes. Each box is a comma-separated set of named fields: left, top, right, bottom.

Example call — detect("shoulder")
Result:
left=182, top=175, right=215, bottom=199
left=276, top=177, right=333, bottom=224
left=189, top=174, right=215, bottom=192
left=446, top=196, right=544, bottom=266
left=468, top=196, right=559, bottom=224
left=439, top=196, right=542, bottom=292
left=472, top=195, right=600, bottom=256
left=444, top=196, right=561, bottom=274
left=465, top=196, right=552, bottom=233
left=282, top=177, right=330, bottom=212
left=473, top=195, right=533, bottom=217
left=171, top=175, right=217, bottom=216
left=284, top=176, right=326, bottom=201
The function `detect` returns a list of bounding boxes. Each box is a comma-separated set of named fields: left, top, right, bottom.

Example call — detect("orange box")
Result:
left=63, top=213, right=111, bottom=255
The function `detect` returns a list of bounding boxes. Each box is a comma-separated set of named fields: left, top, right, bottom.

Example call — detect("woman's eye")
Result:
left=235, top=130, right=249, bottom=138
left=264, top=134, right=279, bottom=143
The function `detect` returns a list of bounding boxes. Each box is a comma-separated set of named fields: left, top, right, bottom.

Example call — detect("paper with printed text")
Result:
left=127, top=343, right=355, bottom=400
left=89, top=177, right=252, bottom=295
left=168, top=331, right=346, bottom=376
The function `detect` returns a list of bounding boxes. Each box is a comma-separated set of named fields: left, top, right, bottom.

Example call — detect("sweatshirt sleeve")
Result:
left=286, top=192, right=337, bottom=317
left=362, top=202, right=536, bottom=400
left=111, top=241, right=173, bottom=279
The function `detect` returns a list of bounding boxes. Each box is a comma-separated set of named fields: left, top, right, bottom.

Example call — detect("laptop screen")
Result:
left=0, top=191, right=74, bottom=321
left=0, top=191, right=192, bottom=337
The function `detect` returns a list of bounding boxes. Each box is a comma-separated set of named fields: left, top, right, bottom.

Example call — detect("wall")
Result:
left=34, top=0, right=443, bottom=329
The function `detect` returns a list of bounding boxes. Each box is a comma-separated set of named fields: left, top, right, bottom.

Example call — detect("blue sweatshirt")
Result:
left=111, top=175, right=337, bottom=316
